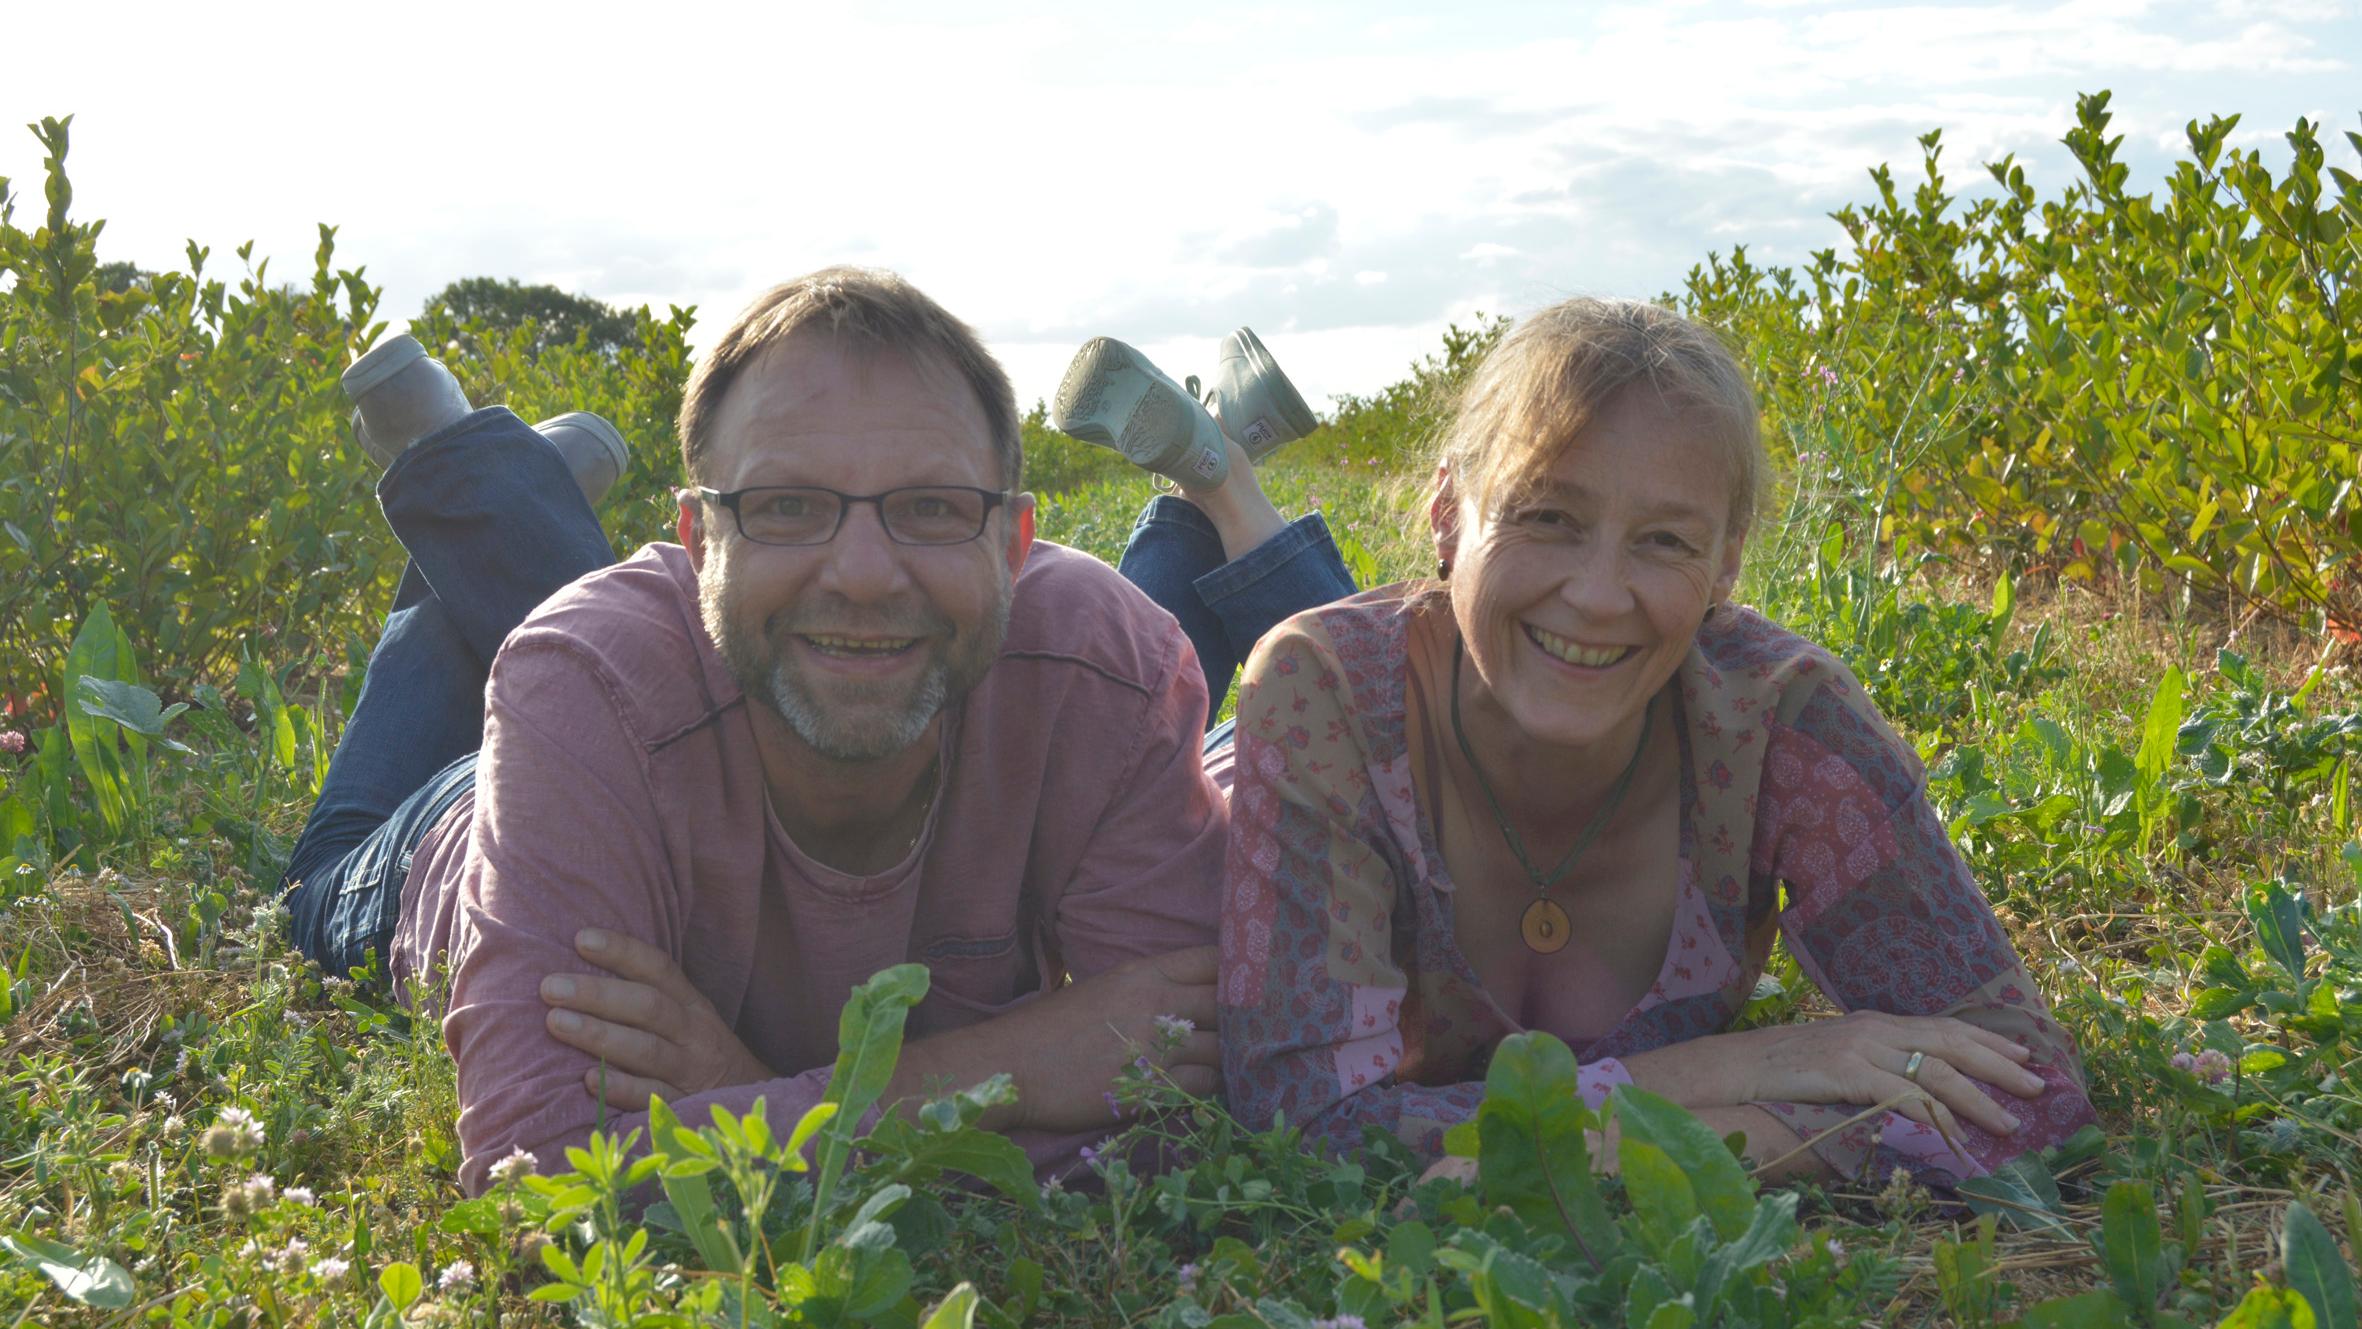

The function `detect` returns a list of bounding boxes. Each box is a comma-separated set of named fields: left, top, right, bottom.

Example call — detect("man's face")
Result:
left=679, top=333, right=1034, bottom=764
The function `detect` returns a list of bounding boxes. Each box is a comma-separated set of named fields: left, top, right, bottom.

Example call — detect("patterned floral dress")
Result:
left=1217, top=588, right=2097, bottom=1187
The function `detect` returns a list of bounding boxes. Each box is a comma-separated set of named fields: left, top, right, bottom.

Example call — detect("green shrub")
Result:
left=1686, top=93, right=2362, bottom=631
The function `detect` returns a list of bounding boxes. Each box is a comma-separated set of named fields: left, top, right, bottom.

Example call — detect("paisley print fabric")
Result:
left=1216, top=588, right=2096, bottom=1187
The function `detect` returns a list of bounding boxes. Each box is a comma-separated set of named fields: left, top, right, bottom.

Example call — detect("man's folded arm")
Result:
left=440, top=637, right=782, bottom=1193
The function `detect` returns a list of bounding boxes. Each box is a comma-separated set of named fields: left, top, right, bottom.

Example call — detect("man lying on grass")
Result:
left=278, top=269, right=1258, bottom=1192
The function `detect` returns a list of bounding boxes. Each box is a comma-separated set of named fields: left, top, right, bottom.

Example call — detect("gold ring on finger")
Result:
left=1902, top=1050, right=1926, bottom=1082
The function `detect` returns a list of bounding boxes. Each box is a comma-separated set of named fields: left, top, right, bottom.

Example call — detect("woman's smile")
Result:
left=1522, top=622, right=1637, bottom=671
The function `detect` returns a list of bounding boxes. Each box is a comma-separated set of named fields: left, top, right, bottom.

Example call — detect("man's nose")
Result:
left=816, top=501, right=910, bottom=598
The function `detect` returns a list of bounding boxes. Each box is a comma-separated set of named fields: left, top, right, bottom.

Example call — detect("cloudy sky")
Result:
left=7, top=0, right=2357, bottom=411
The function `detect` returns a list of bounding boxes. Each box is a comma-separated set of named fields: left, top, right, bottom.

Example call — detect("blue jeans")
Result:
left=1117, top=496, right=1358, bottom=733
left=281, top=408, right=615, bottom=977
left=283, top=465, right=1354, bottom=977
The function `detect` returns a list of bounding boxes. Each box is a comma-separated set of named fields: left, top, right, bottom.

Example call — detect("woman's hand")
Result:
left=1620, top=1011, right=2049, bottom=1143
left=540, top=928, right=775, bottom=1110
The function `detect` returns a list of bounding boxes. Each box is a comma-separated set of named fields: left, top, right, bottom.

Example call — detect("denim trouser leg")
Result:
left=1117, top=495, right=1358, bottom=730
left=282, top=407, right=616, bottom=976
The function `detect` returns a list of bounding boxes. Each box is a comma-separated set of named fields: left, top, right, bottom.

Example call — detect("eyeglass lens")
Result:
left=737, top=487, right=991, bottom=546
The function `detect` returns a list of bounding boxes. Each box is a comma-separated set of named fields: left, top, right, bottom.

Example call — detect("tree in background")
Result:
left=417, top=276, right=639, bottom=356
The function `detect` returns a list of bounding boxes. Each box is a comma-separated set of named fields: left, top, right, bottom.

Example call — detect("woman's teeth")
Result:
left=1525, top=625, right=1633, bottom=668
left=804, top=634, right=916, bottom=656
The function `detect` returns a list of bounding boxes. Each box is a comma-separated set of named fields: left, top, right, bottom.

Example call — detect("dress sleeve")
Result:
left=1751, top=712, right=2097, bottom=1188
left=440, top=638, right=842, bottom=1195
left=1218, top=624, right=1631, bottom=1159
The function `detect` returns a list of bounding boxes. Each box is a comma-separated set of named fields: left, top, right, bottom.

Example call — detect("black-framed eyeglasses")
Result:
left=697, top=484, right=1011, bottom=547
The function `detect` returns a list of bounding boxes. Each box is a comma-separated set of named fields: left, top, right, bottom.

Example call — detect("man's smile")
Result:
left=799, top=633, right=920, bottom=657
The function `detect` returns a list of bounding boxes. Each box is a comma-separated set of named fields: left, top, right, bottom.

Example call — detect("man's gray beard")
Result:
left=702, top=575, right=1010, bottom=764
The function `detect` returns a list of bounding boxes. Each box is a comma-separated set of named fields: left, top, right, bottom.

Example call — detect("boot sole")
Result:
left=1053, top=338, right=1228, bottom=487
left=1217, top=327, right=1319, bottom=463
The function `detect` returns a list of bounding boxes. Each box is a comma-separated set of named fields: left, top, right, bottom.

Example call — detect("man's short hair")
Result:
left=677, top=266, right=1022, bottom=490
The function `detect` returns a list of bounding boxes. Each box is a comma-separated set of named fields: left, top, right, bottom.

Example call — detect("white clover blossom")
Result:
left=437, top=1259, right=477, bottom=1294
left=204, top=1106, right=264, bottom=1158
left=488, top=1145, right=536, bottom=1189
left=311, top=1256, right=351, bottom=1283
left=283, top=1185, right=316, bottom=1207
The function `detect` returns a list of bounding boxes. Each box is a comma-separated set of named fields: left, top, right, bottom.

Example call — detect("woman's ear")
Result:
left=1712, top=522, right=1748, bottom=605
left=1429, top=464, right=1460, bottom=573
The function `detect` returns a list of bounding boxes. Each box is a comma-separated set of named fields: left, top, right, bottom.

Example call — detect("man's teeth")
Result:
left=1527, top=626, right=1632, bottom=668
left=804, top=634, right=916, bottom=655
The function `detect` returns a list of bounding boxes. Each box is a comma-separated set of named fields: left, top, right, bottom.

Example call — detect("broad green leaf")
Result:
left=1959, top=1151, right=2074, bottom=1235
left=2245, top=882, right=2309, bottom=982
left=843, top=1245, right=914, bottom=1319
left=0, top=1231, right=135, bottom=1309
left=1472, top=1031, right=1617, bottom=1270
left=804, top=963, right=929, bottom=1261
left=921, top=1282, right=980, bottom=1329
left=2099, top=1180, right=2173, bottom=1312
left=2017, top=1288, right=2136, bottom=1327
left=2210, top=1282, right=2316, bottom=1329
left=62, top=606, right=134, bottom=836
left=1623, top=1265, right=1682, bottom=1329
left=866, top=1118, right=1039, bottom=1207
left=1616, top=1138, right=1697, bottom=1255
left=823, top=963, right=930, bottom=1125
left=2136, top=667, right=2187, bottom=787
left=377, top=1260, right=422, bottom=1311
left=76, top=678, right=193, bottom=754
left=2281, top=1201, right=2356, bottom=1329
left=1612, top=1085, right=1756, bottom=1241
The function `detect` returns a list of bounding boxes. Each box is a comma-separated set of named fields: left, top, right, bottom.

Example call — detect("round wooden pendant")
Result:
left=1521, top=898, right=1572, bottom=954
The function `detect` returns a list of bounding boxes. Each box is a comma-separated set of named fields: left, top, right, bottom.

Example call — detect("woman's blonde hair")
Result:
left=1435, top=297, right=1764, bottom=538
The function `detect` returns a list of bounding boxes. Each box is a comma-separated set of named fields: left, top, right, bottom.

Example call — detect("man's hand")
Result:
left=540, top=928, right=774, bottom=1110
left=891, top=945, right=1221, bottom=1135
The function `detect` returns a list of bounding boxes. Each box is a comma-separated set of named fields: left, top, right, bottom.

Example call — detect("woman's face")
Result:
left=1440, top=382, right=1746, bottom=756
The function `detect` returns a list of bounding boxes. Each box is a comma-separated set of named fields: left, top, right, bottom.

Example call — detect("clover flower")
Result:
left=311, top=1256, right=352, bottom=1284
left=219, top=1171, right=276, bottom=1220
left=0, top=731, right=24, bottom=755
left=283, top=1186, right=316, bottom=1207
left=438, top=1259, right=477, bottom=1294
left=488, top=1145, right=537, bottom=1189
left=2170, top=1048, right=2233, bottom=1084
left=204, top=1105, right=264, bottom=1158
left=272, top=1238, right=310, bottom=1277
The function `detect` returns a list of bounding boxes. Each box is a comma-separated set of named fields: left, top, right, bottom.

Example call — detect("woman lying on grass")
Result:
left=1216, top=297, right=2097, bottom=1188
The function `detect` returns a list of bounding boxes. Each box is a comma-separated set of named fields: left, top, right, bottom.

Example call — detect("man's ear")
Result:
left=1429, top=464, right=1461, bottom=570
left=678, top=489, right=708, bottom=574
left=1003, top=493, right=1037, bottom=580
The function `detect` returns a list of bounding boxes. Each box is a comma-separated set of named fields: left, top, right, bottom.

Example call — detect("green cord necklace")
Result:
left=1449, top=637, right=1654, bottom=954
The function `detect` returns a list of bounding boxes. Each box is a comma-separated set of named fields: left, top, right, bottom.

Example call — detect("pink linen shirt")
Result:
left=391, top=541, right=1225, bottom=1193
